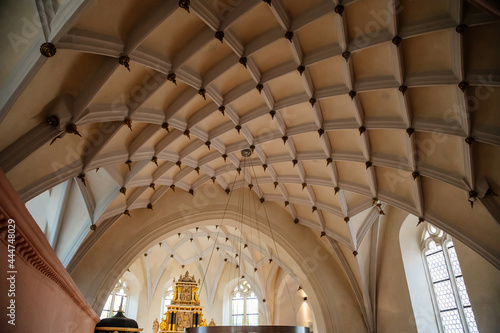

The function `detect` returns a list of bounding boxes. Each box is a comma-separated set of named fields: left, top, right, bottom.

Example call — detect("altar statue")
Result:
left=152, top=318, right=159, bottom=333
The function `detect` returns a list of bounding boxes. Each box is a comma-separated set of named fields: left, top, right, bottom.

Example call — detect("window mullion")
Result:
left=442, top=242, right=469, bottom=333
left=110, top=293, right=114, bottom=317
left=243, top=295, right=247, bottom=326
left=421, top=251, right=445, bottom=333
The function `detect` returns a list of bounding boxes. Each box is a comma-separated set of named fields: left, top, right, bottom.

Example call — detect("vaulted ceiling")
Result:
left=1, top=0, right=499, bottom=312
left=128, top=222, right=299, bottom=313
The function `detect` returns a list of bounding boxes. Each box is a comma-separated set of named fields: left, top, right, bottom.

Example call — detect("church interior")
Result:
left=0, top=0, right=499, bottom=332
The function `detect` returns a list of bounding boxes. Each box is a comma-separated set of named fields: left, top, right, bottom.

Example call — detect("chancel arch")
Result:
left=69, top=184, right=367, bottom=332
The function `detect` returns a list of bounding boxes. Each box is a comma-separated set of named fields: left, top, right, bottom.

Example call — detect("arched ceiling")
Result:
left=1, top=0, right=500, bottom=312
left=122, top=221, right=320, bottom=326
left=129, top=222, right=303, bottom=308
left=140, top=221, right=304, bottom=283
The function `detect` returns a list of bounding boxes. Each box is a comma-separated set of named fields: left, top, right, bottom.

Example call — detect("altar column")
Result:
left=171, top=310, right=177, bottom=331
left=193, top=312, right=198, bottom=327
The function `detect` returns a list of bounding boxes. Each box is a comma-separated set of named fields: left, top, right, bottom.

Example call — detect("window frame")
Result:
left=231, top=280, right=259, bottom=326
left=421, top=225, right=477, bottom=333
left=100, top=279, right=130, bottom=319
left=161, top=285, right=175, bottom=317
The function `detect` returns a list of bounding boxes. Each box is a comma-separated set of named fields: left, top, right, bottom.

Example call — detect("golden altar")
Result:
left=159, top=271, right=208, bottom=332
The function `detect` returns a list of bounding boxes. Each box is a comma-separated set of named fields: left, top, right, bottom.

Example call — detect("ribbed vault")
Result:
left=1, top=0, right=499, bottom=332
left=70, top=190, right=367, bottom=332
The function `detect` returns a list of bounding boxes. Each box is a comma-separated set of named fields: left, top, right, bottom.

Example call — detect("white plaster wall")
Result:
left=376, top=206, right=418, bottom=333
left=56, top=180, right=87, bottom=257
left=122, top=271, right=141, bottom=320
left=25, top=188, right=49, bottom=231
left=400, top=217, right=440, bottom=333
left=273, top=269, right=316, bottom=330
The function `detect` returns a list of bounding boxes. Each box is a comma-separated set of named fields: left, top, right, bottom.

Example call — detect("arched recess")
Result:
left=400, top=215, right=500, bottom=333
left=274, top=272, right=316, bottom=330
left=222, top=276, right=268, bottom=326
left=400, top=215, right=440, bottom=333
left=120, top=270, right=141, bottom=320
left=70, top=185, right=367, bottom=333
left=160, top=280, right=175, bottom=320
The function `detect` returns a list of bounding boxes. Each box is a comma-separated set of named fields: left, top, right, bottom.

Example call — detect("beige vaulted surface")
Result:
left=0, top=0, right=499, bottom=332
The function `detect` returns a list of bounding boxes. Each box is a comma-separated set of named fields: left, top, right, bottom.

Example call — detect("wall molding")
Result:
left=0, top=170, right=99, bottom=322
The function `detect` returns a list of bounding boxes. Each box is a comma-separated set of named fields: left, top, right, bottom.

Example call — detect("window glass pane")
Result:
left=423, top=225, right=478, bottom=333
left=116, top=288, right=127, bottom=297
left=440, top=309, right=464, bottom=333
left=464, top=307, right=479, bottom=333
left=425, top=241, right=442, bottom=256
left=246, top=298, right=259, bottom=315
left=113, top=295, right=127, bottom=314
left=232, top=299, right=244, bottom=315
left=164, top=291, right=174, bottom=314
left=455, top=277, right=470, bottom=307
left=114, top=295, right=122, bottom=311
left=232, top=315, right=243, bottom=326
left=100, top=309, right=109, bottom=319
left=247, top=314, right=259, bottom=325
left=433, top=280, right=458, bottom=311
left=231, top=280, right=259, bottom=326
left=103, top=294, right=112, bottom=311
left=447, top=245, right=462, bottom=276
left=427, top=251, right=449, bottom=282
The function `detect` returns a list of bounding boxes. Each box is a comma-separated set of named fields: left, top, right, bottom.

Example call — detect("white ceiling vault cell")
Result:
left=134, top=224, right=302, bottom=312
left=0, top=0, right=499, bottom=331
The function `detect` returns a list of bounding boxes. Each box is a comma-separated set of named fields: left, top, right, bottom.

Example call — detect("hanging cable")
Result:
left=201, top=149, right=297, bottom=316
left=235, top=159, right=246, bottom=289
left=248, top=160, right=260, bottom=278
left=248, top=156, right=297, bottom=315
left=199, top=169, right=239, bottom=296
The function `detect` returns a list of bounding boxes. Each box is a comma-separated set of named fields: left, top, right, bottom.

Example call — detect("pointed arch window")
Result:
left=100, top=279, right=129, bottom=319
left=232, top=280, right=259, bottom=326
left=422, top=225, right=478, bottom=333
left=163, top=285, right=175, bottom=314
